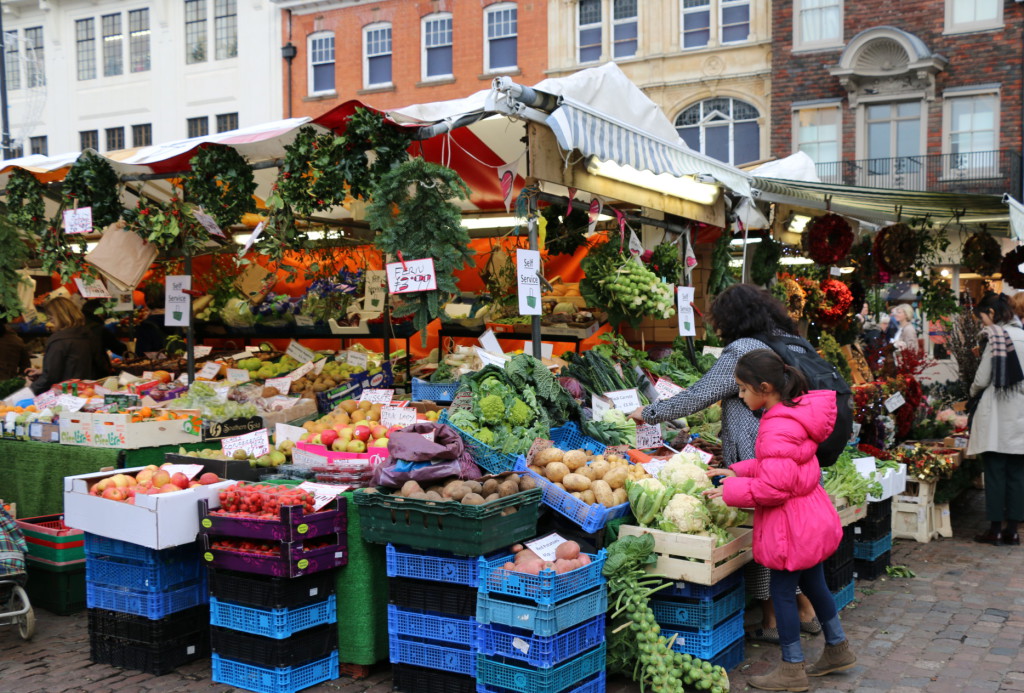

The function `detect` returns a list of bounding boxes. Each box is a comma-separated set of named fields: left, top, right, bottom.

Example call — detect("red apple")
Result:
left=101, top=487, right=125, bottom=501
left=151, top=470, right=171, bottom=488
left=352, top=425, right=371, bottom=442
left=126, top=497, right=136, bottom=505
left=189, top=481, right=201, bottom=488
left=159, top=483, right=180, bottom=494
left=370, top=425, right=388, bottom=440
left=89, top=486, right=100, bottom=496
left=320, top=430, right=339, bottom=448
left=170, top=472, right=190, bottom=490
left=198, top=472, right=220, bottom=485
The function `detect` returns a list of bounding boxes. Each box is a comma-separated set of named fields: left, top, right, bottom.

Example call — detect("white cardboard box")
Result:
left=90, top=410, right=202, bottom=449
left=59, top=413, right=95, bottom=446
left=63, top=466, right=233, bottom=550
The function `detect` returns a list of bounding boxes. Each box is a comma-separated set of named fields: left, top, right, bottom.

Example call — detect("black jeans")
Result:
left=770, top=562, right=846, bottom=663
left=982, top=452, right=1024, bottom=523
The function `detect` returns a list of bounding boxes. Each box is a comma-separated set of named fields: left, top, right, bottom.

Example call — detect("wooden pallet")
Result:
left=338, top=662, right=372, bottom=679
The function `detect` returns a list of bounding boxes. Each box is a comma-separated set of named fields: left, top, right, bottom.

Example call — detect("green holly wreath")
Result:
left=61, top=151, right=123, bottom=230
left=5, top=169, right=46, bottom=236
left=181, top=144, right=257, bottom=229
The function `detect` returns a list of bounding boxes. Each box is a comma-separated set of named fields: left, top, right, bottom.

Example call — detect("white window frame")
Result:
left=611, top=0, right=639, bottom=60
left=719, top=0, right=750, bottom=45
left=942, top=87, right=1000, bottom=176
left=681, top=0, right=712, bottom=50
left=483, top=2, right=518, bottom=74
left=793, top=0, right=844, bottom=51
left=421, top=12, right=453, bottom=81
left=307, top=30, right=335, bottom=96
left=577, top=0, right=603, bottom=64
left=680, top=0, right=752, bottom=51
left=675, top=97, right=763, bottom=166
left=944, top=0, right=1002, bottom=35
left=363, top=22, right=392, bottom=89
left=792, top=103, right=843, bottom=182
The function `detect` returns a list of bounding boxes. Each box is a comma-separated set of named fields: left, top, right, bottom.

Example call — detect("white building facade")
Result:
left=1, top=0, right=282, bottom=159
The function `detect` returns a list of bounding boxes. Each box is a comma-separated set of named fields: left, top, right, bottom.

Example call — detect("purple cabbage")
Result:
left=558, top=376, right=585, bottom=401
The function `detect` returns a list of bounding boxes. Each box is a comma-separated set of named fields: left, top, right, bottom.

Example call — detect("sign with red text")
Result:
left=386, top=258, right=438, bottom=294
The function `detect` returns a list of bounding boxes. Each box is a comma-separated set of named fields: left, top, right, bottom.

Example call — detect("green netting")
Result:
left=0, top=440, right=121, bottom=518
left=336, top=490, right=389, bottom=665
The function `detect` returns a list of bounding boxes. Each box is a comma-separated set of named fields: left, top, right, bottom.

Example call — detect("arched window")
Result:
left=675, top=97, right=760, bottom=165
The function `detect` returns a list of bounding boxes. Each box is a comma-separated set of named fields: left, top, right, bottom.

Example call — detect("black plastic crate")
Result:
left=824, top=559, right=854, bottom=593
left=89, top=628, right=209, bottom=675
left=824, top=525, right=854, bottom=573
left=853, top=513, right=892, bottom=542
left=392, top=662, right=476, bottom=693
left=854, top=551, right=891, bottom=581
left=87, top=605, right=209, bottom=644
left=865, top=497, right=893, bottom=521
left=211, top=624, right=337, bottom=668
left=389, top=577, right=477, bottom=619
left=207, top=567, right=335, bottom=609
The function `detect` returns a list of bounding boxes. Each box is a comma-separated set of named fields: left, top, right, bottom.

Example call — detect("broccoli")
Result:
left=478, top=394, right=505, bottom=423
left=509, top=399, right=532, bottom=426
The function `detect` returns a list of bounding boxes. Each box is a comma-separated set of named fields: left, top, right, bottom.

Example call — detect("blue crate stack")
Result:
left=650, top=570, right=746, bottom=670
left=853, top=497, right=893, bottom=581
left=84, top=533, right=210, bottom=675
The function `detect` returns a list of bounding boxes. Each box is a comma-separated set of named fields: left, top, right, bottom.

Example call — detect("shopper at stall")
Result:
left=1009, top=292, right=1024, bottom=324
left=967, top=293, right=1024, bottom=546
left=82, top=299, right=128, bottom=357
left=891, top=303, right=918, bottom=351
left=706, top=349, right=855, bottom=691
left=27, top=297, right=110, bottom=395
left=0, top=316, right=30, bottom=380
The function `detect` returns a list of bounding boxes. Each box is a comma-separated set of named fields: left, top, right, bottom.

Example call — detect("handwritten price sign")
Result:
left=221, top=428, right=271, bottom=458
left=386, top=258, right=438, bottom=294
left=380, top=406, right=416, bottom=428
left=63, top=207, right=93, bottom=235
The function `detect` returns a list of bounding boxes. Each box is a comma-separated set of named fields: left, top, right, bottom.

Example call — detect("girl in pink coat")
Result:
left=705, top=349, right=857, bottom=691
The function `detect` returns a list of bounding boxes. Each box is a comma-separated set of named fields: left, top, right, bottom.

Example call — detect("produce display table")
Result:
left=438, top=324, right=593, bottom=355
left=0, top=440, right=121, bottom=518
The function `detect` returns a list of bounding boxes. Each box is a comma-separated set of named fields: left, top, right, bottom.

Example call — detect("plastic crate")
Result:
left=651, top=582, right=745, bottom=630
left=87, top=605, right=209, bottom=643
left=657, top=571, right=744, bottom=601
left=833, top=580, right=856, bottom=612
left=823, top=525, right=854, bottom=573
left=475, top=587, right=609, bottom=637
left=439, top=409, right=519, bottom=474
left=209, top=594, right=337, bottom=639
left=86, top=554, right=203, bottom=593
left=662, top=610, right=745, bottom=660
left=387, top=544, right=482, bottom=587
left=201, top=533, right=347, bottom=578
left=513, top=457, right=630, bottom=533
left=866, top=496, right=893, bottom=520
left=853, top=533, right=892, bottom=561
left=24, top=560, right=85, bottom=616
left=199, top=498, right=347, bottom=542
left=211, top=624, right=337, bottom=668
left=207, top=568, right=335, bottom=609
left=84, top=534, right=198, bottom=564
left=16, top=515, right=84, bottom=562
left=853, top=551, right=891, bottom=581
left=475, top=642, right=605, bottom=693
left=90, top=628, right=209, bottom=675
left=412, top=378, right=460, bottom=403
left=852, top=514, right=891, bottom=542
left=388, top=605, right=476, bottom=648
left=710, top=636, right=745, bottom=671
left=549, top=422, right=607, bottom=455
left=475, top=616, right=605, bottom=669
left=392, top=662, right=475, bottom=693
left=475, top=672, right=606, bottom=693
left=389, top=633, right=476, bottom=676
left=824, top=559, right=854, bottom=593
left=212, top=651, right=339, bottom=693
left=352, top=486, right=542, bottom=556
left=86, top=579, right=207, bottom=619
left=477, top=550, right=607, bottom=605
left=390, top=577, right=477, bottom=619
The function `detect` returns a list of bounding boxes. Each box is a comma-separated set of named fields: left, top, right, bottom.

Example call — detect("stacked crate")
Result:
left=853, top=498, right=893, bottom=580
left=15, top=514, right=86, bottom=616
left=84, top=534, right=209, bottom=675
left=824, top=524, right=855, bottom=610
left=649, top=571, right=746, bottom=670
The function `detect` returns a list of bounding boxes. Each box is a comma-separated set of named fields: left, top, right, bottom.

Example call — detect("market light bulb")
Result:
left=585, top=156, right=721, bottom=205
left=940, top=269, right=950, bottom=277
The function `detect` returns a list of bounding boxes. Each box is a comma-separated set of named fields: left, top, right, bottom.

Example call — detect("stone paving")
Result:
left=0, top=489, right=1021, bottom=692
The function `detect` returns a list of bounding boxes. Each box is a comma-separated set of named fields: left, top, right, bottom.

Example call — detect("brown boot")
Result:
left=748, top=661, right=809, bottom=692
left=806, top=640, right=858, bottom=676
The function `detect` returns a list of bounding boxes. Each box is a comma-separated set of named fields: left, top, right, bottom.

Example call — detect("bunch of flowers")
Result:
left=805, top=213, right=854, bottom=265
left=796, top=276, right=823, bottom=319
left=297, top=272, right=362, bottom=324
left=253, top=293, right=299, bottom=324
left=857, top=443, right=892, bottom=460
left=817, top=278, right=853, bottom=323
left=935, top=408, right=969, bottom=432
left=894, top=444, right=958, bottom=483
left=773, top=274, right=806, bottom=321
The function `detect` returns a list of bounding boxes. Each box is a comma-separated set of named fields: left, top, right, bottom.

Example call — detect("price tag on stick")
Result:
left=297, top=482, right=350, bottom=511
left=359, top=389, right=394, bottom=405
left=381, top=406, right=417, bottom=428
left=221, top=428, right=270, bottom=458
left=884, top=392, right=906, bottom=412
left=636, top=423, right=663, bottom=449
left=386, top=258, right=438, bottom=294
left=604, top=388, right=642, bottom=412
left=654, top=378, right=684, bottom=401
left=63, top=207, right=93, bottom=234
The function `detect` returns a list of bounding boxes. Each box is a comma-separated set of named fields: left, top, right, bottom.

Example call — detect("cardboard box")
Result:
left=59, top=413, right=95, bottom=447
left=162, top=453, right=261, bottom=482
left=202, top=416, right=265, bottom=442
left=63, top=466, right=233, bottom=550
left=28, top=421, right=61, bottom=443
left=91, top=410, right=202, bottom=449
left=260, top=398, right=318, bottom=430
left=294, top=441, right=388, bottom=468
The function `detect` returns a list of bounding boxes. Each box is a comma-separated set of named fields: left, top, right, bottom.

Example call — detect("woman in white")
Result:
left=891, top=304, right=918, bottom=351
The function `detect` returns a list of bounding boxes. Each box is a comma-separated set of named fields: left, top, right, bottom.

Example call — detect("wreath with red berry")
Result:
left=277, top=126, right=350, bottom=216
left=1000, top=246, right=1024, bottom=290
left=5, top=168, right=46, bottom=236
left=962, top=231, right=1003, bottom=276
left=181, top=144, right=257, bottom=229
left=805, top=213, right=854, bottom=265
left=874, top=223, right=918, bottom=274
left=817, top=278, right=854, bottom=323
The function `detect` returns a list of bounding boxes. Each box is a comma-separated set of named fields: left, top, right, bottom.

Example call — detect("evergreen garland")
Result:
left=338, top=107, right=412, bottom=201
left=278, top=126, right=350, bottom=216
left=181, top=144, right=257, bottom=229
left=961, top=231, right=1002, bottom=276
left=61, top=151, right=122, bottom=229
left=5, top=169, right=46, bottom=236
left=0, top=207, right=31, bottom=320
left=750, top=233, right=782, bottom=286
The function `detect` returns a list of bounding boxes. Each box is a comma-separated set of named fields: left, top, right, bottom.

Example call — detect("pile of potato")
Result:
left=376, top=472, right=537, bottom=512
left=526, top=448, right=649, bottom=508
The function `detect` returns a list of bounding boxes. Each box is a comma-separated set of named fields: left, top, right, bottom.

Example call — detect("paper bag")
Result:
left=234, top=264, right=277, bottom=305
left=16, top=270, right=36, bottom=322
left=85, top=221, right=158, bottom=291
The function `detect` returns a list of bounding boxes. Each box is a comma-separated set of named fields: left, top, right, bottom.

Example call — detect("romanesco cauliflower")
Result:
left=478, top=395, right=505, bottom=423
left=475, top=427, right=495, bottom=445
left=660, top=493, right=710, bottom=533
left=509, top=399, right=532, bottom=426
left=659, top=459, right=712, bottom=494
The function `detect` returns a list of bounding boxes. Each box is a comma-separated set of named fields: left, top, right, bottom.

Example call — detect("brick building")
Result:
left=771, top=0, right=1024, bottom=196
left=270, top=0, right=548, bottom=118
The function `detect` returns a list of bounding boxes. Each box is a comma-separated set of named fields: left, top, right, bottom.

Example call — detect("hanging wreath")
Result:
left=774, top=275, right=806, bottom=321
left=5, top=168, right=46, bottom=236
left=1001, top=246, right=1024, bottom=289
left=805, top=213, right=854, bottom=265
left=542, top=205, right=590, bottom=256
left=339, top=107, right=412, bottom=201
left=39, top=221, right=88, bottom=283
left=817, top=278, right=854, bottom=323
left=874, top=223, right=918, bottom=274
left=962, top=231, right=1002, bottom=276
left=123, top=196, right=206, bottom=255
left=181, top=144, right=257, bottom=229
left=751, top=234, right=783, bottom=285
left=61, top=151, right=122, bottom=230
left=277, top=126, right=350, bottom=216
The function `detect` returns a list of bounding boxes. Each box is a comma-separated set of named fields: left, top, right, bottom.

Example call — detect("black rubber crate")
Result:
left=389, top=577, right=477, bottom=619
left=87, top=605, right=209, bottom=643
left=211, top=624, right=337, bottom=668
left=89, top=628, right=209, bottom=675
left=853, top=514, right=891, bottom=542
left=854, top=551, right=891, bottom=581
left=207, top=567, right=335, bottom=609
left=865, top=497, right=893, bottom=521
left=824, top=559, right=854, bottom=593
left=824, top=525, right=854, bottom=573
left=392, top=662, right=476, bottom=693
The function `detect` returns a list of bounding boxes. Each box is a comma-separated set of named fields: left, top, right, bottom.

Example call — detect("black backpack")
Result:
left=753, top=333, right=853, bottom=467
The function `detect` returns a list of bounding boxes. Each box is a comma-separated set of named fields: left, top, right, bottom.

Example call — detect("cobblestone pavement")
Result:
left=1, top=490, right=1020, bottom=692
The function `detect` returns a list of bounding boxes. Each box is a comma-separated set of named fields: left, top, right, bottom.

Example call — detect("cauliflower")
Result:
left=475, top=427, right=495, bottom=445
left=706, top=495, right=749, bottom=529
left=659, top=458, right=712, bottom=494
left=667, top=451, right=708, bottom=469
left=509, top=399, right=532, bottom=426
left=660, top=493, right=710, bottom=533
left=478, top=394, right=505, bottom=423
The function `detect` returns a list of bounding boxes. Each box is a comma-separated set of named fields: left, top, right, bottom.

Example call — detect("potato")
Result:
left=534, top=448, right=564, bottom=466
left=607, top=454, right=627, bottom=465
left=554, top=482, right=566, bottom=491
left=612, top=488, right=628, bottom=505
left=482, top=479, right=500, bottom=496
left=442, top=479, right=463, bottom=497
left=501, top=507, right=517, bottom=516
left=448, top=484, right=471, bottom=502
left=562, top=473, right=591, bottom=492
left=528, top=465, right=544, bottom=475
left=571, top=492, right=582, bottom=499
left=575, top=465, right=597, bottom=481
left=588, top=459, right=610, bottom=479
left=408, top=491, right=428, bottom=500
left=486, top=493, right=500, bottom=502
left=424, top=491, right=444, bottom=502
left=498, top=480, right=519, bottom=498
left=519, top=475, right=537, bottom=491
left=590, top=455, right=607, bottom=465
left=591, top=480, right=615, bottom=508
left=562, top=450, right=589, bottom=471
left=602, top=466, right=629, bottom=490
left=400, top=480, right=423, bottom=497
left=580, top=489, right=596, bottom=505
left=462, top=493, right=485, bottom=505
left=545, top=462, right=570, bottom=483
left=466, top=480, right=483, bottom=495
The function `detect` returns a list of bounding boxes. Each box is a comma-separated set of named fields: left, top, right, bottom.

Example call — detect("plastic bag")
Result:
left=372, top=422, right=482, bottom=488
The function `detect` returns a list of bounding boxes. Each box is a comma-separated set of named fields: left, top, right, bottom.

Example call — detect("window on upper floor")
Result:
left=485, top=3, right=518, bottom=73
left=24, top=27, right=43, bottom=87
left=4, top=33, right=19, bottom=91
left=102, top=14, right=124, bottom=77
left=217, top=112, right=238, bottom=133
left=76, top=19, right=97, bottom=81
left=364, top=23, right=392, bottom=88
left=80, top=130, right=99, bottom=151
left=4, top=144, right=23, bottom=160
left=793, top=105, right=841, bottom=181
left=675, top=97, right=760, bottom=165
left=186, top=0, right=208, bottom=63
left=794, top=0, right=842, bottom=51
left=422, top=13, right=453, bottom=80
left=106, top=127, right=125, bottom=152
left=944, top=92, right=999, bottom=175
left=578, top=0, right=638, bottom=63
left=308, top=32, right=335, bottom=95
left=132, top=123, right=152, bottom=147
left=215, top=0, right=238, bottom=60
left=613, top=0, right=638, bottom=58
left=187, top=117, right=209, bottom=138
left=578, top=0, right=602, bottom=62
left=29, top=136, right=47, bottom=156
left=946, top=0, right=1002, bottom=34
left=682, top=0, right=749, bottom=50
left=77, top=10, right=151, bottom=80
left=129, top=9, right=151, bottom=72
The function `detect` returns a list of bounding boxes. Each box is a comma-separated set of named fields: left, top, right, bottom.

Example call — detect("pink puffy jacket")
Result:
left=721, top=389, right=843, bottom=572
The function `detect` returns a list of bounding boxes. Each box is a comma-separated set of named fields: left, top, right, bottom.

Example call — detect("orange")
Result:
left=138, top=406, right=153, bottom=418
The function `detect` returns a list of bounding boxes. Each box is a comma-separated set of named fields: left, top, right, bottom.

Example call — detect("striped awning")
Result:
left=546, top=97, right=753, bottom=198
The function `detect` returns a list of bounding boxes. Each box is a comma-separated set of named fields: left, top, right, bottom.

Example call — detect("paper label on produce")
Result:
left=604, top=388, right=641, bottom=412
left=292, top=447, right=328, bottom=467
left=636, top=423, right=663, bottom=449
left=74, top=277, right=111, bottom=299
left=56, top=394, right=87, bottom=412
left=884, top=392, right=906, bottom=412
left=830, top=266, right=843, bottom=277
left=288, top=361, right=315, bottom=381
left=161, top=463, right=205, bottom=480
left=381, top=406, right=416, bottom=428
left=63, top=206, right=93, bottom=234
left=591, top=394, right=612, bottom=417
left=264, top=376, right=292, bottom=394
left=525, top=533, right=569, bottom=562
left=298, top=482, right=350, bottom=511
left=344, top=351, right=369, bottom=369
left=294, top=314, right=315, bottom=327
left=474, top=347, right=509, bottom=368
left=683, top=444, right=714, bottom=465
left=386, top=257, right=438, bottom=294
left=314, top=359, right=327, bottom=374
left=702, top=346, right=724, bottom=358
left=286, top=340, right=316, bottom=364
left=654, top=378, right=684, bottom=400
left=221, top=428, right=270, bottom=458
left=197, top=362, right=221, bottom=380
left=516, top=249, right=543, bottom=316
left=643, top=459, right=667, bottom=476
left=275, top=423, right=307, bottom=445
left=677, top=286, right=696, bottom=337
left=512, top=637, right=531, bottom=655
left=194, top=345, right=213, bottom=358
left=479, top=330, right=504, bottom=355
left=359, top=389, right=393, bottom=404
left=226, top=368, right=249, bottom=383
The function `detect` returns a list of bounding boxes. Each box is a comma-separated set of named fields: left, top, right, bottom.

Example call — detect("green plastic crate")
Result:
left=25, top=558, right=87, bottom=616
left=16, top=515, right=85, bottom=563
left=351, top=487, right=542, bottom=556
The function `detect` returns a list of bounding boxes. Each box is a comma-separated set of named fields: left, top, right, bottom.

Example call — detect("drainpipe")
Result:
left=282, top=10, right=295, bottom=119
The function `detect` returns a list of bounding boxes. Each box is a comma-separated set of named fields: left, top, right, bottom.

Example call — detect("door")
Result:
left=863, top=102, right=923, bottom=189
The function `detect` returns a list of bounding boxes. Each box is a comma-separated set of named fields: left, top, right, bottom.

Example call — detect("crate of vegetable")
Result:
left=352, top=474, right=543, bottom=555
left=200, top=533, right=346, bottom=578
left=477, top=543, right=606, bottom=605
left=617, top=525, right=752, bottom=586
left=198, top=490, right=346, bottom=542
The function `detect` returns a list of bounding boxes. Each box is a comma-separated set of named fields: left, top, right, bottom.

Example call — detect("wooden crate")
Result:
left=617, top=525, right=752, bottom=585
left=831, top=496, right=867, bottom=527
left=894, top=478, right=937, bottom=507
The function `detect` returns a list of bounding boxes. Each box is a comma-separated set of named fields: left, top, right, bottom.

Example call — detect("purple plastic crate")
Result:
left=477, top=550, right=607, bottom=605
left=199, top=498, right=347, bottom=542
left=201, top=534, right=346, bottom=578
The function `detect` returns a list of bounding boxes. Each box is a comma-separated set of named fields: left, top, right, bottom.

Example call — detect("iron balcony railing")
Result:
left=814, top=150, right=1021, bottom=196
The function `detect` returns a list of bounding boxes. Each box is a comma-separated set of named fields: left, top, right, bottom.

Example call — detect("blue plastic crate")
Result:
left=710, top=636, right=745, bottom=671
left=412, top=378, right=460, bottom=403
left=85, top=555, right=203, bottom=593
left=549, top=422, right=607, bottom=455
left=84, top=534, right=197, bottom=564
left=389, top=633, right=476, bottom=676
left=212, top=651, right=339, bottom=693
left=658, top=571, right=744, bottom=600
left=476, top=587, right=608, bottom=638
left=853, top=533, right=892, bottom=561
left=386, top=544, right=481, bottom=587
left=833, top=580, right=855, bottom=612
left=476, top=671, right=605, bottom=693
left=475, top=643, right=605, bottom=693
left=513, top=456, right=630, bottom=533
left=475, top=616, right=605, bottom=669
left=440, top=410, right=519, bottom=474
left=86, top=579, right=207, bottom=619
left=388, top=605, right=476, bottom=648
left=209, top=595, right=337, bottom=640
left=662, top=610, right=745, bottom=660
left=477, top=550, right=607, bottom=605
left=651, top=582, right=745, bottom=630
